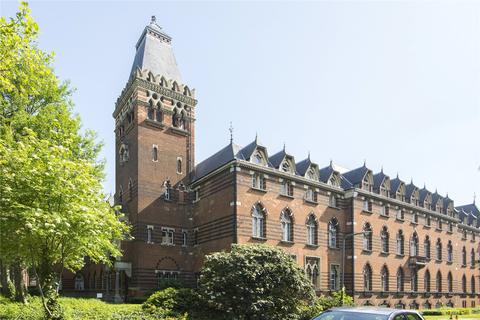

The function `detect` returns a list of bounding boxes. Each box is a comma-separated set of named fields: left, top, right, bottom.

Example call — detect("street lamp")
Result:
left=341, top=230, right=372, bottom=305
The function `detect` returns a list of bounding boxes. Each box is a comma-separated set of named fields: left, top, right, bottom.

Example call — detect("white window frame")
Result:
left=161, top=227, right=175, bottom=246
left=147, top=225, right=154, bottom=244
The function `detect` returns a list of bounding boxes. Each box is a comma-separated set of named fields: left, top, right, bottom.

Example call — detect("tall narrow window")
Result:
left=381, top=226, right=389, bottom=253
left=436, top=239, right=442, bottom=261
left=193, top=229, right=198, bottom=246
left=182, top=230, right=187, bottom=247
left=306, top=214, right=317, bottom=246
left=305, top=188, right=317, bottom=202
left=424, top=269, right=431, bottom=293
left=328, top=218, right=339, bottom=248
left=396, top=267, right=404, bottom=292
left=424, top=236, right=431, bottom=259
left=305, top=258, right=320, bottom=289
left=152, top=145, right=158, bottom=162
left=396, top=230, right=404, bottom=255
left=447, top=272, right=453, bottom=293
left=363, top=199, right=372, bottom=212
left=176, top=158, right=182, bottom=174
left=281, top=209, right=293, bottom=242
left=363, top=223, right=372, bottom=251
left=363, top=264, right=372, bottom=291
left=471, top=248, right=476, bottom=267
left=447, top=241, right=453, bottom=263
left=381, top=265, right=389, bottom=291
left=462, top=246, right=467, bottom=266
left=329, top=194, right=337, bottom=207
left=381, top=205, right=389, bottom=216
left=281, top=181, right=294, bottom=197
left=148, top=107, right=154, bottom=120
left=252, top=173, right=266, bottom=190
left=329, top=265, right=340, bottom=291
left=411, top=269, right=418, bottom=292
left=147, top=225, right=153, bottom=244
left=410, top=232, right=419, bottom=256
left=462, top=275, right=467, bottom=293
left=396, top=209, right=404, bottom=220
left=472, top=275, right=476, bottom=294
left=252, top=204, right=265, bottom=238
left=426, top=214, right=431, bottom=226
left=436, top=271, right=442, bottom=292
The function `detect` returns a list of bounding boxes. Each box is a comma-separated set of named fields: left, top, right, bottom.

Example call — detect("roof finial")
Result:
left=381, top=165, right=384, bottom=173
left=474, top=192, right=477, bottom=205
left=308, top=151, right=311, bottom=160
left=423, top=182, right=426, bottom=189
left=229, top=122, right=233, bottom=144
left=330, top=159, right=333, bottom=167
left=283, top=142, right=286, bottom=151
left=151, top=15, right=157, bottom=24
left=396, top=172, right=399, bottom=179
left=255, top=132, right=258, bottom=143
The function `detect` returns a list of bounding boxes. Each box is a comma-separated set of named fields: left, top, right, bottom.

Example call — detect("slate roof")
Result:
left=373, top=171, right=388, bottom=191
left=431, top=191, right=443, bottom=208
left=296, top=157, right=313, bottom=177
left=419, top=187, right=431, bottom=203
left=456, top=203, right=480, bottom=218
left=319, top=164, right=334, bottom=184
left=192, top=143, right=243, bottom=181
left=130, top=18, right=182, bottom=83
left=342, top=165, right=369, bottom=187
left=390, top=177, right=403, bottom=194
left=405, top=182, right=418, bottom=200
left=269, top=149, right=287, bottom=169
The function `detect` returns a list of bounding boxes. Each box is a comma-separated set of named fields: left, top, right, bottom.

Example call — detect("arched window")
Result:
left=363, top=264, right=372, bottom=291
left=148, top=107, right=154, bottom=120
left=329, top=194, right=337, bottom=207
left=152, top=145, right=158, bottom=162
left=363, top=223, right=372, bottom=251
left=328, top=218, right=339, bottom=248
left=363, top=174, right=372, bottom=192
left=462, top=246, right=467, bottom=266
left=396, top=230, right=404, bottom=255
left=381, top=265, right=389, bottom=291
left=128, top=178, right=133, bottom=200
left=447, top=272, right=453, bottom=293
left=280, top=209, right=293, bottom=242
left=424, top=269, right=431, bottom=293
left=436, top=271, right=442, bottom=292
left=176, top=158, right=182, bottom=174
left=471, top=275, right=476, bottom=294
left=471, top=248, right=476, bottom=267
left=252, top=152, right=264, bottom=165
left=306, top=258, right=319, bottom=289
left=424, top=236, right=431, bottom=259
left=252, top=203, right=266, bottom=238
left=411, top=269, right=418, bottom=292
left=436, top=239, right=442, bottom=261
left=281, top=161, right=291, bottom=173
left=74, top=273, right=84, bottom=291
left=155, top=108, right=163, bottom=123
left=381, top=226, right=389, bottom=253
left=462, top=274, right=467, bottom=293
left=306, top=214, right=317, bottom=246
left=396, top=267, right=404, bottom=292
left=410, top=232, right=419, bottom=256
left=447, top=241, right=453, bottom=263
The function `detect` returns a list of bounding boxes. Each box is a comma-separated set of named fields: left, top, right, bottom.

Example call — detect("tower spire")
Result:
left=229, top=122, right=234, bottom=144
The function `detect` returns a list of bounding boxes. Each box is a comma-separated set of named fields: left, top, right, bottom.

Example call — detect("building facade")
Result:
left=62, top=18, right=480, bottom=308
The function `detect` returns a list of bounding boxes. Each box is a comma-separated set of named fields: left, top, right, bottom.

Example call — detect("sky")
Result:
left=1, top=1, right=479, bottom=206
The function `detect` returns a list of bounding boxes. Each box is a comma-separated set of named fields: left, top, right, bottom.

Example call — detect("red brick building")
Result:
left=63, top=17, right=480, bottom=308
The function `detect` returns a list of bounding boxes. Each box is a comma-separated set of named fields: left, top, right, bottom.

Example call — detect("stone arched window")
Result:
left=471, top=248, right=476, bottom=267
left=280, top=209, right=293, bottom=242
left=396, top=230, right=404, bottom=255
left=436, top=239, right=442, bottom=261
left=410, top=232, right=419, bottom=256
left=471, top=275, right=476, bottom=294
left=436, top=271, right=442, bottom=292
left=152, top=145, right=158, bottom=162
left=363, top=263, right=372, bottom=291
left=447, top=241, right=453, bottom=262
left=305, top=257, right=320, bottom=289
left=363, top=173, right=372, bottom=192
left=363, top=223, right=372, bottom=251
left=381, top=226, right=389, bottom=253
left=252, top=151, right=265, bottom=166
left=396, top=267, right=404, bottom=292
left=424, top=236, right=431, bottom=259
left=306, top=214, right=317, bottom=246
left=148, top=107, right=154, bottom=120
left=447, top=272, right=453, bottom=293
left=462, top=246, right=467, bottom=266
left=424, top=269, right=431, bottom=293
left=176, top=158, right=182, bottom=174
left=381, top=265, right=389, bottom=291
left=462, top=274, right=467, bottom=293
left=252, top=203, right=266, bottom=238
left=328, top=218, right=339, bottom=248
left=411, top=269, right=418, bottom=292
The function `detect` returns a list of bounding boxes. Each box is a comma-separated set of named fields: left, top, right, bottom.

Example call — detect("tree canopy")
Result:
left=197, top=244, right=315, bottom=320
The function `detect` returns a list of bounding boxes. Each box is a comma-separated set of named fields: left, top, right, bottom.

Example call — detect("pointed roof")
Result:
left=192, top=143, right=243, bottom=181
left=130, top=16, right=182, bottom=83
left=390, top=175, right=404, bottom=194
left=342, top=164, right=370, bottom=186
left=296, top=156, right=314, bottom=177
left=405, top=182, right=418, bottom=200
left=239, top=136, right=266, bottom=161
left=319, top=162, right=335, bottom=183
left=419, top=186, right=431, bottom=203
left=373, top=170, right=389, bottom=191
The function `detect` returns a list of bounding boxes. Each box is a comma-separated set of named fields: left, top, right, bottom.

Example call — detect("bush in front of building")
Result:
left=421, top=308, right=474, bottom=316
left=142, top=287, right=193, bottom=319
left=298, top=289, right=355, bottom=320
left=195, top=244, right=316, bottom=320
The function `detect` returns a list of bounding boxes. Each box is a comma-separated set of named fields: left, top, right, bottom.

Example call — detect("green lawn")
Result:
left=424, top=316, right=480, bottom=320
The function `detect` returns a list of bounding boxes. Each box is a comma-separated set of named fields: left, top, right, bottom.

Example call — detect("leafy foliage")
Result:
left=142, top=287, right=192, bottom=318
left=196, top=244, right=315, bottom=320
left=299, top=289, right=354, bottom=320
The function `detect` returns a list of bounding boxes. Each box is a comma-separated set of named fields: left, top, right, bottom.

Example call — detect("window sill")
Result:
left=424, top=225, right=431, bottom=229
left=396, top=217, right=405, bottom=222
left=435, top=259, right=442, bottom=263
left=446, top=230, right=453, bottom=234
left=279, top=240, right=294, bottom=246
left=396, top=254, right=405, bottom=258
left=161, top=243, right=175, bottom=247
left=328, top=205, right=340, bottom=210
left=251, top=236, right=267, bottom=242
left=461, top=264, right=467, bottom=268
left=380, top=251, right=390, bottom=256
left=304, top=199, right=318, bottom=205
left=362, top=210, right=373, bottom=214
left=446, top=261, right=453, bottom=265
left=147, top=241, right=154, bottom=244
left=170, top=126, right=189, bottom=136
left=329, top=246, right=341, bottom=251
left=380, top=214, right=390, bottom=218
left=362, top=249, right=372, bottom=254
left=411, top=221, right=418, bottom=225
left=306, top=244, right=319, bottom=249
left=435, top=228, right=443, bottom=232
left=279, top=194, right=294, bottom=199
left=251, top=187, right=267, bottom=193
left=145, top=119, right=166, bottom=129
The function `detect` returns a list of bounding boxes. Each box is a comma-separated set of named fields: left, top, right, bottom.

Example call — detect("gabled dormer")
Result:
left=319, top=161, right=342, bottom=188
left=406, top=181, right=419, bottom=206
left=342, top=163, right=372, bottom=192
left=296, top=155, right=319, bottom=181
left=239, top=136, right=269, bottom=167
left=419, top=186, right=432, bottom=210
left=269, top=147, right=296, bottom=175
left=390, top=175, right=405, bottom=201
left=431, top=191, right=444, bottom=213
left=443, top=196, right=454, bottom=217
left=373, top=169, right=390, bottom=197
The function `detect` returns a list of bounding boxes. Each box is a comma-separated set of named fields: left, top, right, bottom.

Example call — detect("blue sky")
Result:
left=1, top=1, right=479, bottom=205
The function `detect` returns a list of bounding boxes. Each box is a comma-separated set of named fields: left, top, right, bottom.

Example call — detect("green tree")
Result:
left=197, top=244, right=315, bottom=320
left=0, top=3, right=129, bottom=319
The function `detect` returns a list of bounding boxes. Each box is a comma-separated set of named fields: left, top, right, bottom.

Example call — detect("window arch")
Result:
left=280, top=209, right=293, bottom=242
left=328, top=218, right=339, bottom=248
left=396, top=230, right=405, bottom=255
left=381, top=265, right=389, bottom=291
left=436, top=239, right=442, bottom=261
left=363, top=223, right=372, bottom=251
left=471, top=248, right=476, bottom=267
left=410, top=232, right=419, bottom=256
left=396, top=267, right=404, bottom=292
left=363, top=263, right=372, bottom=291
left=148, top=107, right=154, bottom=120
left=380, top=226, right=389, bottom=253
left=362, top=173, right=372, bottom=192
left=424, top=269, right=431, bottom=293
left=424, top=236, right=431, bottom=259
left=176, top=158, right=182, bottom=174
left=462, top=246, right=467, bottom=266
left=252, top=203, right=266, bottom=238
left=306, top=214, right=317, bottom=246
left=128, top=178, right=133, bottom=200
left=436, top=271, right=442, bottom=292
left=447, top=272, right=453, bottom=293
left=411, top=269, right=418, bottom=292
left=462, top=274, right=467, bottom=293
left=152, top=145, right=158, bottom=162
left=447, top=241, right=453, bottom=262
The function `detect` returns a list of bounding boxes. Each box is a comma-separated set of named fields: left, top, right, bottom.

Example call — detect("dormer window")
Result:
left=380, top=185, right=389, bottom=197
left=363, top=175, right=372, bottom=192
left=252, top=152, right=264, bottom=165
left=328, top=175, right=339, bottom=187
left=281, top=161, right=291, bottom=173
left=306, top=168, right=317, bottom=180
left=410, top=196, right=417, bottom=206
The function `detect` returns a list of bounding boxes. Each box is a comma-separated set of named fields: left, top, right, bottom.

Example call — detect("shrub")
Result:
left=142, top=287, right=193, bottom=318
left=298, top=290, right=354, bottom=320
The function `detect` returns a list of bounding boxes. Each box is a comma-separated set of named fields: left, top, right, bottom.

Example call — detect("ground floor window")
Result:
left=305, top=257, right=320, bottom=289
left=156, top=270, right=179, bottom=288
left=329, top=264, right=340, bottom=291
left=74, top=273, right=84, bottom=291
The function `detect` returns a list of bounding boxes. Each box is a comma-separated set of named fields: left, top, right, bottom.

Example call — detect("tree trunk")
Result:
left=37, top=259, right=64, bottom=320
left=0, top=259, right=9, bottom=296
left=12, top=261, right=26, bottom=303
